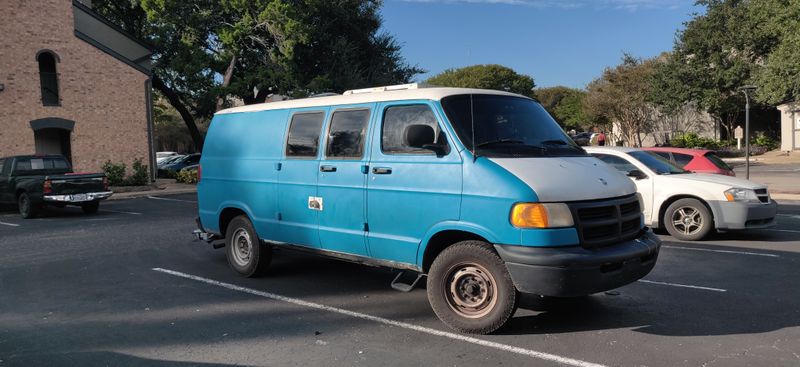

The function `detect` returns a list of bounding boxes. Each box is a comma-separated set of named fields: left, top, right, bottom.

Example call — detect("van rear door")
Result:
left=316, top=105, right=373, bottom=256
left=366, top=102, right=462, bottom=265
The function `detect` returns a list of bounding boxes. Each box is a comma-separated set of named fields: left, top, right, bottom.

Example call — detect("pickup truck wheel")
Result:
left=81, top=201, right=100, bottom=214
left=225, top=216, right=271, bottom=277
left=18, top=193, right=40, bottom=219
left=664, top=198, right=713, bottom=241
left=427, top=241, right=518, bottom=334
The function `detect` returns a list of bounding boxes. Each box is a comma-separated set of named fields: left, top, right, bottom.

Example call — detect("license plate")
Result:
left=71, top=194, right=89, bottom=202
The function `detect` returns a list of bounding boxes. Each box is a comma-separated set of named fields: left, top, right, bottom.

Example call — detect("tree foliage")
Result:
left=585, top=55, right=657, bottom=147
left=426, top=65, right=535, bottom=97
left=92, top=0, right=422, bottom=150
left=649, top=0, right=800, bottom=140
left=534, top=86, right=591, bottom=130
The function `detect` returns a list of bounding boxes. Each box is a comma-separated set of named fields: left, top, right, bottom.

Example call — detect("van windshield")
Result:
left=441, top=94, right=586, bottom=158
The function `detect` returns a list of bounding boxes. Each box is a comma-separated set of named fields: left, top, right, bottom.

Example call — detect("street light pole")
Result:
left=738, top=85, right=757, bottom=180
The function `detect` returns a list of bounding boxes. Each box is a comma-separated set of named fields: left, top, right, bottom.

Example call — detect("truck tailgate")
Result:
left=49, top=174, right=106, bottom=195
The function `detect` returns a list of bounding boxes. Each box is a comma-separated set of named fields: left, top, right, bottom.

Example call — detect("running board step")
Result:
left=391, top=271, right=425, bottom=292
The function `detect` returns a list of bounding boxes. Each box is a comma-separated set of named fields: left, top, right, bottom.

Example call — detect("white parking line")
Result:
left=102, top=209, right=143, bottom=215
left=0, top=221, right=20, bottom=227
left=637, top=279, right=727, bottom=293
left=662, top=245, right=780, bottom=258
left=147, top=196, right=197, bottom=203
left=153, top=268, right=606, bottom=367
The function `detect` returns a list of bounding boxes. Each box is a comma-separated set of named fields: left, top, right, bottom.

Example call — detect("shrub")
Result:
left=753, top=133, right=778, bottom=151
left=175, top=169, right=198, bottom=184
left=670, top=133, right=721, bottom=150
left=126, top=158, right=150, bottom=186
left=102, top=161, right=126, bottom=186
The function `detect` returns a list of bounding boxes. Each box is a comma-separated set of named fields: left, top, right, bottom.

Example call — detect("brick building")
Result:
left=0, top=0, right=155, bottom=177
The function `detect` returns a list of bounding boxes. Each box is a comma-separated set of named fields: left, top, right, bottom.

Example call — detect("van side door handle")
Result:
left=372, top=167, right=392, bottom=175
left=320, top=165, right=337, bottom=172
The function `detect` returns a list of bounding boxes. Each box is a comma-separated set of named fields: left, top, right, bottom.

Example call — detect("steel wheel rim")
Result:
left=443, top=263, right=497, bottom=319
left=231, top=228, right=253, bottom=267
left=672, top=206, right=703, bottom=235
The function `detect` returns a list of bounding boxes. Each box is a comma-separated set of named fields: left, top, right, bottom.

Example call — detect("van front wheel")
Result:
left=427, top=241, right=518, bottom=334
left=225, top=216, right=271, bottom=277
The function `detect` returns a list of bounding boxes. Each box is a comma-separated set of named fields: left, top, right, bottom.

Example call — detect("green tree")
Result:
left=749, top=0, right=800, bottom=104
left=535, top=86, right=590, bottom=130
left=92, top=0, right=422, bottom=150
left=585, top=55, right=657, bottom=147
left=426, top=65, right=535, bottom=97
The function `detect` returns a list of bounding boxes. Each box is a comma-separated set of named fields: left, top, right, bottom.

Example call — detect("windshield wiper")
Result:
left=476, top=139, right=525, bottom=148
left=539, top=139, right=569, bottom=145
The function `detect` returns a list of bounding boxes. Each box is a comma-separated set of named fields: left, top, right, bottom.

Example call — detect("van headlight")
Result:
left=510, top=203, right=574, bottom=228
left=723, top=188, right=759, bottom=203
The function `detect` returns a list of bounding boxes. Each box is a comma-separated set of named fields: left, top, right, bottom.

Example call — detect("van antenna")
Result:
left=470, top=94, right=478, bottom=162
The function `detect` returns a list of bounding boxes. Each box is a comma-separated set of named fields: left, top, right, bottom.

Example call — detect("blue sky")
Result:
left=380, top=0, right=702, bottom=89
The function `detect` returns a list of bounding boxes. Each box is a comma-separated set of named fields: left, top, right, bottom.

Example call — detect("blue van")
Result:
left=194, top=84, right=661, bottom=334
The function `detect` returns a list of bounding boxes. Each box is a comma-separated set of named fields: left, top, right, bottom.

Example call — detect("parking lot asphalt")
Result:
left=1, top=194, right=799, bottom=366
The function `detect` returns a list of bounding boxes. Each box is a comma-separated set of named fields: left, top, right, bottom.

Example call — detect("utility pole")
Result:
left=738, top=85, right=757, bottom=180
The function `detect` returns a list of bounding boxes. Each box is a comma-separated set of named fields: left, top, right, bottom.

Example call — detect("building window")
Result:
left=37, top=51, right=60, bottom=106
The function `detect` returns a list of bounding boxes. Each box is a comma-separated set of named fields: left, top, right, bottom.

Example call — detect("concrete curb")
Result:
left=108, top=188, right=197, bottom=200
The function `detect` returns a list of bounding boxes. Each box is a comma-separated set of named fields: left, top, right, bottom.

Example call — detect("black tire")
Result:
left=18, top=192, right=40, bottom=219
left=427, top=241, right=518, bottom=334
left=663, top=198, right=713, bottom=241
left=225, top=215, right=271, bottom=277
left=81, top=201, right=100, bottom=215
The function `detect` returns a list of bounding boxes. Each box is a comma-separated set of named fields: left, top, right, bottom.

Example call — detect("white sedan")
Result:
left=586, top=146, right=777, bottom=241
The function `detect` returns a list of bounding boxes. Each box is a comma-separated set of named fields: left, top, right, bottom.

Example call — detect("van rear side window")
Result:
left=286, top=112, right=324, bottom=158
left=326, top=109, right=370, bottom=159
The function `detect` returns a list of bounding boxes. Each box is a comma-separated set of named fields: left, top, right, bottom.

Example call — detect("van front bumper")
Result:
left=494, top=229, right=661, bottom=297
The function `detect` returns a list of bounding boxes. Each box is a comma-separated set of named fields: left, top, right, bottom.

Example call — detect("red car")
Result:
left=641, top=147, right=736, bottom=176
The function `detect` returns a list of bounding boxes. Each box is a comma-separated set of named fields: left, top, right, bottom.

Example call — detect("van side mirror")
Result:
left=627, top=169, right=647, bottom=180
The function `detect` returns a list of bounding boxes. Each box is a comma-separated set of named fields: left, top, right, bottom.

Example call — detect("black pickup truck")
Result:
left=0, top=155, right=112, bottom=218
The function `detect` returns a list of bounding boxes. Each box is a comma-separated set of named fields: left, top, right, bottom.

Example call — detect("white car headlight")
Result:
left=724, top=188, right=759, bottom=203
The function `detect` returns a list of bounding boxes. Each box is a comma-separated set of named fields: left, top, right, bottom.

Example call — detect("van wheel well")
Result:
left=219, top=208, right=248, bottom=236
left=658, top=195, right=713, bottom=228
left=422, top=230, right=488, bottom=273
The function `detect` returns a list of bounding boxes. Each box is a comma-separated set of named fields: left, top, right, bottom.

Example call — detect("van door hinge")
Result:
left=276, top=212, right=282, bottom=221
left=362, top=223, right=369, bottom=232
left=361, top=164, right=369, bottom=174
left=275, top=162, right=282, bottom=171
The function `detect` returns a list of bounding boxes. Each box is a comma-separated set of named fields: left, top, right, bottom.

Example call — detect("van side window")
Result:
left=286, top=112, right=325, bottom=157
left=382, top=105, right=448, bottom=155
left=326, top=109, right=370, bottom=159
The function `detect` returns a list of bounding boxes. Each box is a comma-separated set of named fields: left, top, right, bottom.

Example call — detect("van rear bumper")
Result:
left=494, top=229, right=661, bottom=297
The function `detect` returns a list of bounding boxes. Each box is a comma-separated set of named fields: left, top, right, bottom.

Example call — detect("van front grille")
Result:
left=569, top=195, right=643, bottom=249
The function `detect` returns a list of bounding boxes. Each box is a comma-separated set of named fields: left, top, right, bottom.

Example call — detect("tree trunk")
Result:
left=216, top=55, right=237, bottom=112
left=152, top=75, right=204, bottom=151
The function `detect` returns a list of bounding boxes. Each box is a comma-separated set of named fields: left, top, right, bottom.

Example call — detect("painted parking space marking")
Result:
left=153, top=268, right=606, bottom=367
left=0, top=221, right=20, bottom=227
left=102, top=209, right=143, bottom=215
left=147, top=196, right=197, bottom=203
left=662, top=245, right=780, bottom=258
left=637, top=279, right=727, bottom=292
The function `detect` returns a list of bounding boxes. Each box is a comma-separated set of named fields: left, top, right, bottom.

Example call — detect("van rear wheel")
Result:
left=427, top=241, right=518, bottom=334
left=225, top=216, right=271, bottom=277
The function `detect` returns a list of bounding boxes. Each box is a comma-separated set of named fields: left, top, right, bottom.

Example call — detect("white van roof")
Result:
left=216, top=85, right=528, bottom=115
